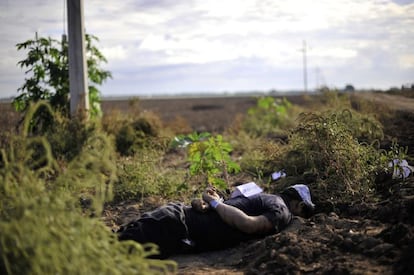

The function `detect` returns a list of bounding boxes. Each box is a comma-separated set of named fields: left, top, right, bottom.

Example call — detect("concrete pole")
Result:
left=67, top=0, right=89, bottom=118
left=302, top=40, right=308, bottom=93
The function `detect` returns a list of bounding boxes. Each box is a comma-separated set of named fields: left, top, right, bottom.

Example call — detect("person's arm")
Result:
left=202, top=188, right=273, bottom=234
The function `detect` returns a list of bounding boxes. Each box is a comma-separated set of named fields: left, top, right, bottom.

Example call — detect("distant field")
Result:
left=0, top=93, right=311, bottom=133
left=2, top=91, right=413, bottom=135
left=101, top=94, right=311, bottom=132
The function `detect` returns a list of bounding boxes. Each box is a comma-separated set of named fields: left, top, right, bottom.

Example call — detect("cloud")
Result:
left=391, top=0, right=414, bottom=5
left=101, top=45, right=128, bottom=62
left=1, top=0, right=413, bottom=98
left=398, top=54, right=414, bottom=68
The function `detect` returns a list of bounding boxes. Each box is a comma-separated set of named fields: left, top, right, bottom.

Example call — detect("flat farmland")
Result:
left=2, top=94, right=307, bottom=133
left=101, top=94, right=310, bottom=132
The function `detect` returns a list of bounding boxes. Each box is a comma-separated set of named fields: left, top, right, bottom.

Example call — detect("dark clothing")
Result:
left=117, top=202, right=189, bottom=258
left=117, top=193, right=292, bottom=258
left=185, top=193, right=291, bottom=251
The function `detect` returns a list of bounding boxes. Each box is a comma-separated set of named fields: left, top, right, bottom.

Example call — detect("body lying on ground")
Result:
left=117, top=184, right=315, bottom=259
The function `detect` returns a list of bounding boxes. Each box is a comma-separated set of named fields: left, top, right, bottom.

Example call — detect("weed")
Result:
left=115, top=118, right=158, bottom=155
left=114, top=149, right=186, bottom=202
left=237, top=138, right=286, bottom=181
left=103, top=109, right=172, bottom=156
left=171, top=132, right=211, bottom=149
left=318, top=88, right=353, bottom=109
left=45, top=111, right=98, bottom=161
left=242, top=96, right=297, bottom=137
left=283, top=110, right=384, bottom=203
left=187, top=134, right=240, bottom=190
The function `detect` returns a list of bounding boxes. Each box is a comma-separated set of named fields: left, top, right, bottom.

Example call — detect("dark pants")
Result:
left=117, top=203, right=189, bottom=258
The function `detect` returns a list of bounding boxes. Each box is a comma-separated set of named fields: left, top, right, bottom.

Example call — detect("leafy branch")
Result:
left=13, top=33, right=112, bottom=125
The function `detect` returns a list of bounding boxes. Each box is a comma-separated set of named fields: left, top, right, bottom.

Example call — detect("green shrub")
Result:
left=242, top=96, right=297, bottom=137
left=114, top=149, right=186, bottom=202
left=45, top=111, right=98, bottom=161
left=110, top=111, right=173, bottom=156
left=239, top=139, right=287, bottom=181
left=101, top=97, right=144, bottom=135
left=279, top=110, right=384, bottom=203
left=319, top=88, right=351, bottom=109
left=339, top=109, right=384, bottom=142
left=115, top=118, right=159, bottom=156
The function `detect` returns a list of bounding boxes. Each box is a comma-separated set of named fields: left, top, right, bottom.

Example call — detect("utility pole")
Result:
left=301, top=40, right=308, bottom=93
left=67, top=0, right=89, bottom=118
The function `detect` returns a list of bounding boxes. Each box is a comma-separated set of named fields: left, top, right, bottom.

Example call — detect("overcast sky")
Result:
left=1, top=0, right=413, bottom=98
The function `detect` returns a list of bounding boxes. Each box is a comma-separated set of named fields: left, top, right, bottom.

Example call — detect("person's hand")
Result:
left=191, top=198, right=210, bottom=212
left=202, top=187, right=221, bottom=203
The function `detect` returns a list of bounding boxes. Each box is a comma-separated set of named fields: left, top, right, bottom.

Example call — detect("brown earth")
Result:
left=101, top=92, right=414, bottom=275
left=101, top=94, right=314, bottom=133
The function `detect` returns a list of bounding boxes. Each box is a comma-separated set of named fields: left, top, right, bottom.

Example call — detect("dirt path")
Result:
left=354, top=92, right=414, bottom=112
left=352, top=92, right=414, bottom=157
left=170, top=247, right=245, bottom=275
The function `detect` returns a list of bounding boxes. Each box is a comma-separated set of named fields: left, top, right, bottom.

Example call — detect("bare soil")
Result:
left=101, top=94, right=314, bottom=133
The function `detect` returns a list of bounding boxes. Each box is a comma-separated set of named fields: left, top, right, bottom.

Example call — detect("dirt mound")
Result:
left=241, top=208, right=413, bottom=274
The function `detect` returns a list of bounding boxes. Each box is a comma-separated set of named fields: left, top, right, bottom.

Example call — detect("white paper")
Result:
left=230, top=182, right=263, bottom=198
